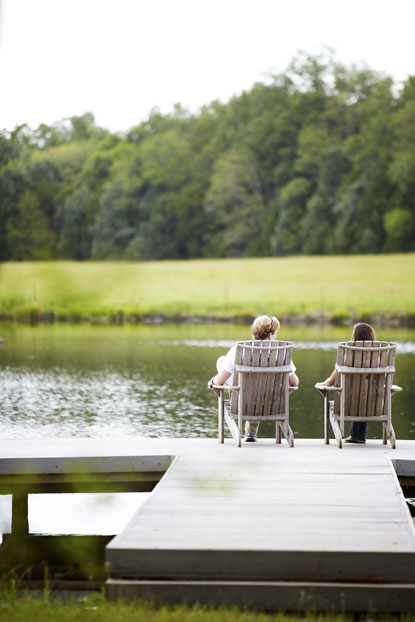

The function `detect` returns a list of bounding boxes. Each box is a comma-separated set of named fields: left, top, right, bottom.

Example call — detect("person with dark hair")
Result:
left=321, top=322, right=377, bottom=444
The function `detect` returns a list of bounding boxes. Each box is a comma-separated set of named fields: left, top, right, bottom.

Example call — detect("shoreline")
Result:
left=1, top=311, right=414, bottom=328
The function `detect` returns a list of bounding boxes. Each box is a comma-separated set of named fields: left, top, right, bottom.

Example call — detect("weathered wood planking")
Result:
left=220, top=340, right=296, bottom=447
left=106, top=439, right=415, bottom=589
left=0, top=436, right=414, bottom=609
left=316, top=341, right=402, bottom=448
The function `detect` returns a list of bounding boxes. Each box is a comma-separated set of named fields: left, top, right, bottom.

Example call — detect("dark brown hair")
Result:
left=351, top=322, right=376, bottom=341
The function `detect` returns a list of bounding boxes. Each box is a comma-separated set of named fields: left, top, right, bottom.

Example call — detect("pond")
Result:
left=1, top=322, right=414, bottom=440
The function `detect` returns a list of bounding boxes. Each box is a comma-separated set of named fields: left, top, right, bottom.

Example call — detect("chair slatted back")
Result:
left=229, top=340, right=293, bottom=417
left=333, top=341, right=397, bottom=419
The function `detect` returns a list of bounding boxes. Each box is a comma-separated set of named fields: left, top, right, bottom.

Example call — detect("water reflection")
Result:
left=0, top=493, right=148, bottom=540
left=29, top=493, right=148, bottom=536
left=0, top=323, right=414, bottom=440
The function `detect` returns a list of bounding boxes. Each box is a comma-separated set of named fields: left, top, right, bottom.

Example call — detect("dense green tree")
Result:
left=301, top=147, right=351, bottom=254
left=59, top=186, right=95, bottom=259
left=385, top=76, right=415, bottom=251
left=79, top=134, right=122, bottom=192
left=6, top=190, right=56, bottom=259
left=0, top=160, right=28, bottom=259
left=384, top=208, right=414, bottom=252
left=0, top=54, right=413, bottom=261
left=0, top=133, right=20, bottom=165
left=205, top=147, right=265, bottom=257
left=90, top=179, right=139, bottom=259
left=270, top=177, right=312, bottom=255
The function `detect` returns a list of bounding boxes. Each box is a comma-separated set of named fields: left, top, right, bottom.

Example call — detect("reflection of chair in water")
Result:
left=215, top=340, right=298, bottom=447
left=315, top=341, right=402, bottom=448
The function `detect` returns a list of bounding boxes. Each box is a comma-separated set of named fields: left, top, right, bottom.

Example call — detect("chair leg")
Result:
left=225, top=411, right=241, bottom=447
left=288, top=426, right=294, bottom=448
left=276, top=422, right=281, bottom=444
left=383, top=423, right=387, bottom=445
left=218, top=394, right=224, bottom=443
left=324, top=395, right=330, bottom=444
left=330, top=410, right=343, bottom=449
left=282, top=422, right=294, bottom=448
left=389, top=424, right=396, bottom=449
left=237, top=412, right=242, bottom=448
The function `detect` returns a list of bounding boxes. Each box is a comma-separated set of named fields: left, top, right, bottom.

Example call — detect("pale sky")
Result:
left=0, top=0, right=414, bottom=134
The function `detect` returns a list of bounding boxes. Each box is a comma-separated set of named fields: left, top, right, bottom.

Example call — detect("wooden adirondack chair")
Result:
left=214, top=340, right=298, bottom=447
left=315, top=341, right=402, bottom=448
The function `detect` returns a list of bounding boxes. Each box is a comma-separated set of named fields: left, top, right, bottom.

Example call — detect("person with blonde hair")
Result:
left=208, top=315, right=299, bottom=442
left=320, top=322, right=377, bottom=444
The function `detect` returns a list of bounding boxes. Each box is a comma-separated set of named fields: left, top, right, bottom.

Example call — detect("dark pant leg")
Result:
left=350, top=421, right=367, bottom=441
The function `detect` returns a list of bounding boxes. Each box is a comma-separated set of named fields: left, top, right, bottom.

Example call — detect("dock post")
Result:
left=11, top=492, right=29, bottom=535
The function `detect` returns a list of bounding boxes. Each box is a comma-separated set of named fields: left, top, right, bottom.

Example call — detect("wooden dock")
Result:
left=0, top=437, right=414, bottom=612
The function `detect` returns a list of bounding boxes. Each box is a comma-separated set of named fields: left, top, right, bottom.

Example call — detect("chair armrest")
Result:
left=314, top=383, right=342, bottom=391
left=212, top=384, right=239, bottom=398
left=315, top=383, right=342, bottom=398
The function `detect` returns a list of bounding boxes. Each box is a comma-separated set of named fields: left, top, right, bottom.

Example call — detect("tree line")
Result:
left=1, top=52, right=414, bottom=262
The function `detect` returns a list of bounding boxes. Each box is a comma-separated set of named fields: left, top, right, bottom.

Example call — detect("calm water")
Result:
left=1, top=322, right=414, bottom=440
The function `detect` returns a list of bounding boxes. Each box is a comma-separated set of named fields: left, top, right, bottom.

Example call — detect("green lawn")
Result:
left=0, top=593, right=413, bottom=622
left=0, top=255, right=414, bottom=322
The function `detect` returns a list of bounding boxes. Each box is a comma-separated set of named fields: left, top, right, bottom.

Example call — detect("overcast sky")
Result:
left=0, top=0, right=414, bottom=134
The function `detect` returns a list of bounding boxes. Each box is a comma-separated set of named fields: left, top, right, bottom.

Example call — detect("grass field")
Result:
left=0, top=255, right=414, bottom=323
left=0, top=592, right=413, bottom=622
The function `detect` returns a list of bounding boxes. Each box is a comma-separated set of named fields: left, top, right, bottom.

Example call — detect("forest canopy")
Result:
left=1, top=52, right=414, bottom=261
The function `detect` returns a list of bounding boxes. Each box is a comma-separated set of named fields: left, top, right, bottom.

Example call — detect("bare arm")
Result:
left=207, top=368, right=232, bottom=392
left=322, top=369, right=336, bottom=386
left=289, top=372, right=299, bottom=387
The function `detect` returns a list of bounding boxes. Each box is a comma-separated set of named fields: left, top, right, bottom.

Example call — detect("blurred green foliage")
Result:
left=0, top=590, right=413, bottom=622
left=0, top=52, right=414, bottom=261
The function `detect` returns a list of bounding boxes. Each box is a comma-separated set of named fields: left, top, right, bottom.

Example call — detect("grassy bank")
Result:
left=0, top=593, right=413, bottom=622
left=0, top=255, right=414, bottom=324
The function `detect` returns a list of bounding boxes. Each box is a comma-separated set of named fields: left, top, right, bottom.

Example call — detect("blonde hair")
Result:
left=251, top=315, right=280, bottom=340
left=351, top=322, right=376, bottom=341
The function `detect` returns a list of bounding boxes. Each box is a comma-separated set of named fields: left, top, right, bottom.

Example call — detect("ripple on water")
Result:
left=1, top=335, right=413, bottom=439
left=0, top=368, right=213, bottom=439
